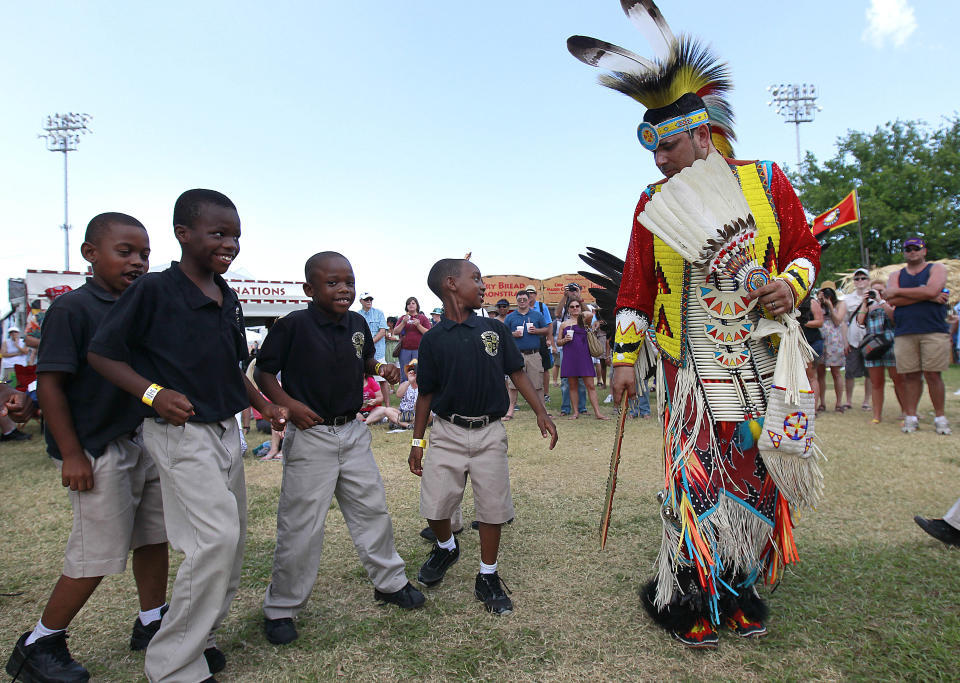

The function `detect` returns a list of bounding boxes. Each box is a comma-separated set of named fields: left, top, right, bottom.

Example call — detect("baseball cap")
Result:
left=431, top=307, right=443, bottom=315
left=522, top=286, right=537, bottom=294
left=359, top=292, right=373, bottom=300
left=496, top=299, right=510, bottom=306
left=7, top=326, right=20, bottom=334
left=904, top=237, right=926, bottom=249
left=405, top=358, right=418, bottom=373
left=819, top=280, right=837, bottom=292
left=853, top=268, right=869, bottom=277
left=565, top=283, right=582, bottom=291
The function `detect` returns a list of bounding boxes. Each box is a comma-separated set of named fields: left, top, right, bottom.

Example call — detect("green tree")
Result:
left=791, top=116, right=960, bottom=280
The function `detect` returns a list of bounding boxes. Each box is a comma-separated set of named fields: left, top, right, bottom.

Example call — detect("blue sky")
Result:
left=2, top=0, right=955, bottom=317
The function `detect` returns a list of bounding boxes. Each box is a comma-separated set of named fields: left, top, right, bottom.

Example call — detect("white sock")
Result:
left=25, top=620, right=63, bottom=646
left=437, top=535, right=457, bottom=551
left=479, top=560, right=498, bottom=575
left=139, top=603, right=167, bottom=625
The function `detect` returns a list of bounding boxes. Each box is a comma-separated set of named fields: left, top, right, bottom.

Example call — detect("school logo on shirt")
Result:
left=480, top=330, right=500, bottom=357
left=351, top=332, right=365, bottom=359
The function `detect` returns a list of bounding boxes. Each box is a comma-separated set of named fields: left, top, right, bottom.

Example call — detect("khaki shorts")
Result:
left=894, top=332, right=951, bottom=374
left=420, top=418, right=514, bottom=524
left=59, top=432, right=166, bottom=578
left=506, top=352, right=543, bottom=392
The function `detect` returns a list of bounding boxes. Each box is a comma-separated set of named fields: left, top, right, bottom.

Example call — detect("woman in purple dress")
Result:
left=558, top=298, right=608, bottom=420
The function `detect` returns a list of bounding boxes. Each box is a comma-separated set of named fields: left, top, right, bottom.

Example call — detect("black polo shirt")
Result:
left=88, top=262, right=248, bottom=423
left=37, top=279, right=145, bottom=459
left=255, top=304, right=374, bottom=418
left=416, top=314, right=523, bottom=419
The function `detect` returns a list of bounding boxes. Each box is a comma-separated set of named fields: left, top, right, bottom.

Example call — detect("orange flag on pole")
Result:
left=810, top=190, right=860, bottom=237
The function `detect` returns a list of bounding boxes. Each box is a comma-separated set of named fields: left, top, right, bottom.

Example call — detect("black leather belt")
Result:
left=437, top=414, right=496, bottom=429
left=319, top=414, right=354, bottom=426
left=520, top=348, right=539, bottom=355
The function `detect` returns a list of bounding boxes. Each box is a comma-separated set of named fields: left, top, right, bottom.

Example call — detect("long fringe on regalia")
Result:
left=572, top=0, right=824, bottom=631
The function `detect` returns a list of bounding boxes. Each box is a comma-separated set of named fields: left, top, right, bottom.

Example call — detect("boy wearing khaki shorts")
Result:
left=6, top=213, right=169, bottom=683
left=409, top=259, right=557, bottom=614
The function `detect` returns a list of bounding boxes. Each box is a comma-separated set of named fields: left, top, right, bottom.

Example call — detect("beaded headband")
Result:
left=637, top=109, right=708, bottom=151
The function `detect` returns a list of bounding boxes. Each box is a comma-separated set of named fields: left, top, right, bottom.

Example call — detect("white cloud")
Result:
left=863, top=0, right=917, bottom=48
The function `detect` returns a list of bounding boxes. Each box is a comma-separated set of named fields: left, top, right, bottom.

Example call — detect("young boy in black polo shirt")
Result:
left=6, top=213, right=169, bottom=683
left=256, top=251, right=425, bottom=646
left=89, top=190, right=286, bottom=683
left=410, top=259, right=558, bottom=614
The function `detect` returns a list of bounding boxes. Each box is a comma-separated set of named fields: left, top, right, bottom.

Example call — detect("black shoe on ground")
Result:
left=264, top=617, right=298, bottom=645
left=374, top=581, right=426, bottom=609
left=5, top=631, right=90, bottom=682
left=130, top=604, right=169, bottom=651
left=474, top=572, right=513, bottom=615
left=419, top=526, right=464, bottom=543
left=914, top=516, right=960, bottom=547
left=204, top=647, right=226, bottom=674
left=417, top=539, right=460, bottom=587
left=0, top=429, right=31, bottom=442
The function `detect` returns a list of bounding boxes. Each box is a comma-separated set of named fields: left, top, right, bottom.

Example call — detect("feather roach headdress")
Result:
left=567, top=0, right=737, bottom=158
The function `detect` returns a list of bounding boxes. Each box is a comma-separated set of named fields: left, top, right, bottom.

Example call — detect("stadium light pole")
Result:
left=766, top=84, right=821, bottom=171
left=38, top=112, right=92, bottom=270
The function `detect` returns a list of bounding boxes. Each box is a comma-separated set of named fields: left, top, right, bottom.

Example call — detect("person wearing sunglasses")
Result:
left=884, top=237, right=951, bottom=434
left=841, top=267, right=873, bottom=411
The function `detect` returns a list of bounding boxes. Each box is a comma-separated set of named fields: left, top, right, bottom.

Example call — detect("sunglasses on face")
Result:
left=854, top=276, right=868, bottom=281
left=904, top=245, right=922, bottom=252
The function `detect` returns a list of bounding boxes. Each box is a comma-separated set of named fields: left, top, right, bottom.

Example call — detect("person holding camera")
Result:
left=855, top=281, right=905, bottom=424
left=816, top=284, right=846, bottom=412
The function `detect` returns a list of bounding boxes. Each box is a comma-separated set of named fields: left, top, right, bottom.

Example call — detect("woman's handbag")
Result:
left=586, top=328, right=605, bottom=358
left=861, top=328, right=894, bottom=361
left=392, top=328, right=404, bottom=358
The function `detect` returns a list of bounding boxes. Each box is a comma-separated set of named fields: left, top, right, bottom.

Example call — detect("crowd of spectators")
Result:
left=801, top=238, right=953, bottom=435
left=345, top=282, right=626, bottom=429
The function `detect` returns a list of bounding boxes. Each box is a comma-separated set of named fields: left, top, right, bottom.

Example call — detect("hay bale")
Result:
left=835, top=259, right=960, bottom=305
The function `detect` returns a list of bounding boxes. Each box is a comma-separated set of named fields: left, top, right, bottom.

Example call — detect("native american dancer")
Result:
left=570, top=1, right=821, bottom=648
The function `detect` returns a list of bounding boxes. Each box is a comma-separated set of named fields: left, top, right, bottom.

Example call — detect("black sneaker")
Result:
left=264, top=617, right=298, bottom=645
left=915, top=516, right=960, bottom=547
left=204, top=646, right=226, bottom=673
left=0, top=429, right=31, bottom=442
left=130, top=604, right=169, bottom=650
left=5, top=631, right=90, bottom=682
left=474, top=572, right=513, bottom=615
left=419, top=525, right=464, bottom=543
left=417, top=539, right=460, bottom=586
left=374, top=581, right=426, bottom=609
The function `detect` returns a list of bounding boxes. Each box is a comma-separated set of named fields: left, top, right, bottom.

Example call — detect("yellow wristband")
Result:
left=142, top=383, right=163, bottom=407
left=411, top=438, right=427, bottom=449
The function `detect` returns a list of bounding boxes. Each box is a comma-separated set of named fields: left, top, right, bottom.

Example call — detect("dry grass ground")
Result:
left=2, top=369, right=959, bottom=681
